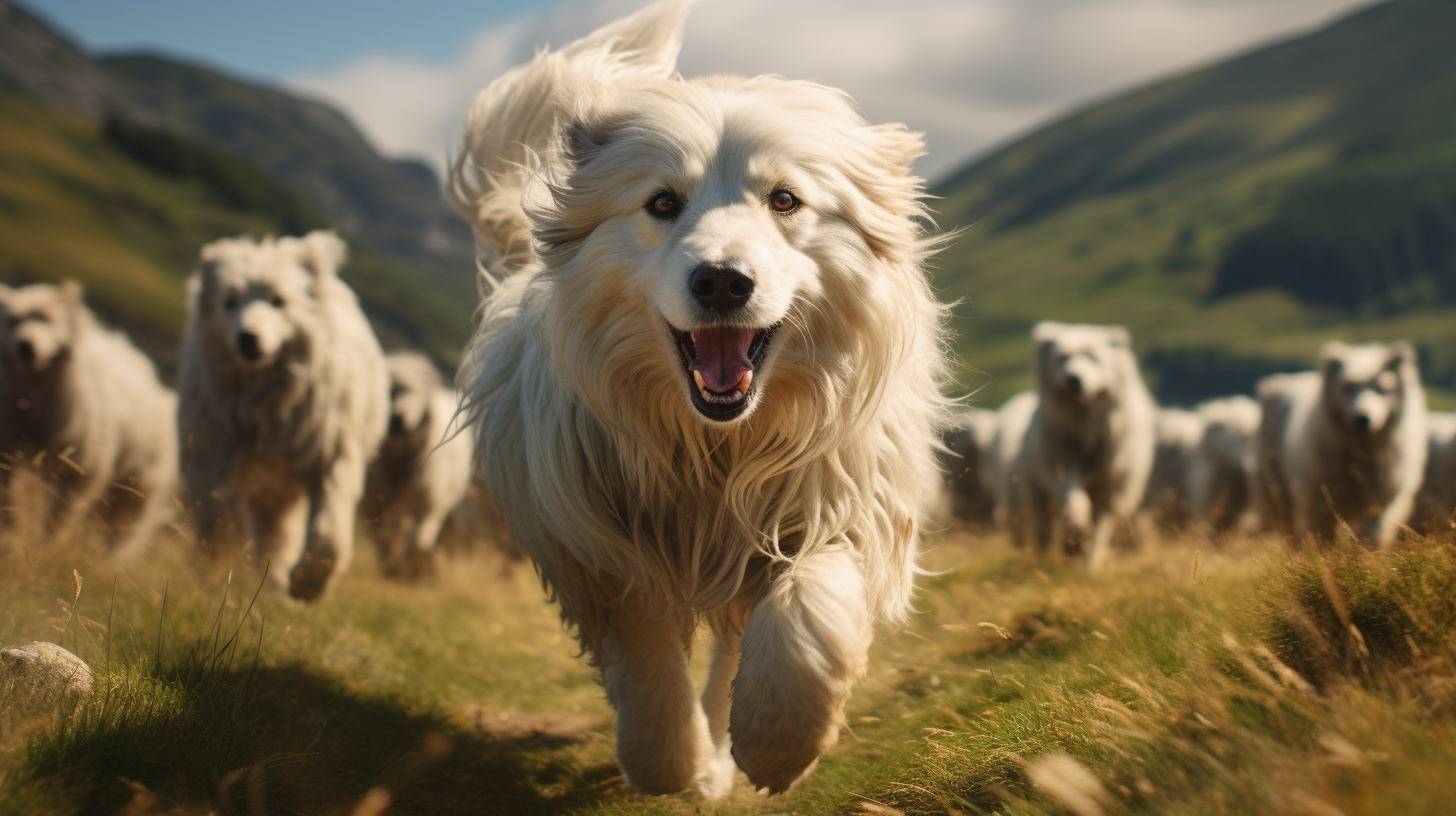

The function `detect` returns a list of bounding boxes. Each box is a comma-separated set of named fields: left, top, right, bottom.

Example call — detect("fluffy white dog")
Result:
left=178, top=231, right=389, bottom=600
left=363, top=351, right=472, bottom=580
left=1144, top=407, right=1205, bottom=531
left=1259, top=342, right=1427, bottom=549
left=1187, top=395, right=1262, bottom=534
left=1015, top=322, right=1156, bottom=569
left=0, top=280, right=177, bottom=557
left=939, top=407, right=999, bottom=528
left=448, top=1, right=947, bottom=796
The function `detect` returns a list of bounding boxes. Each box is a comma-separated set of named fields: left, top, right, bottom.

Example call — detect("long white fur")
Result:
left=1144, top=407, right=1205, bottom=531
left=449, top=0, right=948, bottom=796
left=0, top=280, right=177, bottom=558
left=1187, top=394, right=1262, bottom=534
left=178, top=230, right=389, bottom=599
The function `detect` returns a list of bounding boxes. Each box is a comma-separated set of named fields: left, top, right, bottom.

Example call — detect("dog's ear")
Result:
left=1319, top=341, right=1347, bottom=384
left=1387, top=340, right=1416, bottom=369
left=867, top=123, right=926, bottom=182
left=562, top=113, right=628, bottom=167
left=298, top=230, right=348, bottom=280
left=60, top=278, right=85, bottom=309
left=1103, top=326, right=1131, bottom=348
left=0, top=282, right=12, bottom=304
left=1032, top=322, right=1062, bottom=381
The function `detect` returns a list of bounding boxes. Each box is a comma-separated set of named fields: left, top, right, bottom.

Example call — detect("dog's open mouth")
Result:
left=670, top=322, right=780, bottom=422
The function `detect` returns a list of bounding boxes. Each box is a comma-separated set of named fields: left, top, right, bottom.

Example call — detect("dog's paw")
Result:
left=730, top=739, right=819, bottom=795
left=287, top=555, right=335, bottom=601
left=694, top=745, right=736, bottom=799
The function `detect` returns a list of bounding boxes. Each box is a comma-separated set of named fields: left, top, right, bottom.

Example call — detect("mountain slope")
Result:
left=932, top=0, right=1456, bottom=407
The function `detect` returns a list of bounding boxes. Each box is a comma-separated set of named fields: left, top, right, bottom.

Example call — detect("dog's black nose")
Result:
left=689, top=263, right=754, bottom=312
left=1066, top=374, right=1083, bottom=394
left=237, top=331, right=262, bottom=361
left=16, top=340, right=34, bottom=363
left=390, top=414, right=406, bottom=434
left=1355, top=414, right=1372, bottom=430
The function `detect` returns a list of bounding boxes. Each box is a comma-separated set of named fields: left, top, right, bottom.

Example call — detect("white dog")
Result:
left=1260, top=342, right=1427, bottom=549
left=448, top=1, right=947, bottom=796
left=1414, top=411, right=1456, bottom=534
left=1144, top=408, right=1205, bottom=531
left=0, top=280, right=177, bottom=557
left=939, top=407, right=999, bottom=528
left=177, top=231, right=389, bottom=600
left=362, top=351, right=472, bottom=580
left=990, top=391, right=1039, bottom=538
left=1187, top=395, right=1262, bottom=534
left=1015, top=322, right=1156, bottom=569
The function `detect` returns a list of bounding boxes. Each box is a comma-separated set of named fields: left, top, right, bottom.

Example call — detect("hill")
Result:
left=932, top=0, right=1456, bottom=408
left=0, top=1, right=476, bottom=371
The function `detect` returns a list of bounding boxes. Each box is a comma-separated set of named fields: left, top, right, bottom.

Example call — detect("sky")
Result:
left=29, top=0, right=1375, bottom=181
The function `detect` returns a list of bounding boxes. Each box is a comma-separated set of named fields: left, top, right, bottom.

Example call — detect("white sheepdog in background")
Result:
left=1014, top=321, right=1156, bottom=570
left=448, top=0, right=948, bottom=797
left=178, top=231, right=389, bottom=600
left=363, top=350, right=473, bottom=580
left=0, top=280, right=177, bottom=558
left=1260, top=341, right=1427, bottom=549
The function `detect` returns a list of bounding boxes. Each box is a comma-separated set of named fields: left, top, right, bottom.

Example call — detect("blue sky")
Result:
left=22, top=0, right=1374, bottom=180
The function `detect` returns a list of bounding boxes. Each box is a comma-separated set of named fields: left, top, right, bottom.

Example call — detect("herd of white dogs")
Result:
left=941, top=324, right=1455, bottom=569
left=1, top=0, right=1453, bottom=799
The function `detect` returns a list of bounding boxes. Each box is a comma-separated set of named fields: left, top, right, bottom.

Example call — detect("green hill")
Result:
left=0, top=0, right=476, bottom=373
left=933, top=0, right=1456, bottom=408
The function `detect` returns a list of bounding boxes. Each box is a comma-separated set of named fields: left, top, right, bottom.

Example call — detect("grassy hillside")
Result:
left=0, top=88, right=475, bottom=372
left=5, top=519, right=1456, bottom=814
left=932, top=0, right=1456, bottom=409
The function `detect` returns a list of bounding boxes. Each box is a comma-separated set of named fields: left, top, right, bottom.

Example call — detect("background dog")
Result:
left=362, top=350, right=472, bottom=580
left=1260, top=342, right=1427, bottom=549
left=448, top=0, right=949, bottom=797
left=0, top=280, right=177, bottom=558
left=938, top=407, right=999, bottom=528
left=1187, top=395, right=1262, bottom=535
left=177, top=230, right=389, bottom=600
left=1014, top=321, right=1156, bottom=570
left=1145, top=407, right=1205, bottom=532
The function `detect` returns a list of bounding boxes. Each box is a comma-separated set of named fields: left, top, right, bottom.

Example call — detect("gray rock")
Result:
left=1, top=641, right=93, bottom=696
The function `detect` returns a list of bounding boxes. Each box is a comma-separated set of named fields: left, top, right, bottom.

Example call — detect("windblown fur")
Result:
left=0, top=280, right=177, bottom=558
left=363, top=351, right=473, bottom=580
left=1013, top=321, right=1156, bottom=570
left=1257, top=342, right=1427, bottom=549
left=449, top=0, right=948, bottom=796
left=177, top=231, right=389, bottom=600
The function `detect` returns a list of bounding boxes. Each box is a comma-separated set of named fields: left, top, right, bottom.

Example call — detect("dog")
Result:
left=1413, top=411, right=1456, bottom=535
left=1187, top=395, right=1261, bottom=535
left=1144, top=408, right=1204, bottom=532
left=989, top=391, right=1038, bottom=539
left=177, top=231, right=389, bottom=600
left=1014, top=322, right=1156, bottom=569
left=447, top=0, right=948, bottom=796
left=1259, top=342, right=1427, bottom=549
left=0, top=280, right=177, bottom=557
left=938, top=408, right=999, bottom=528
left=362, top=351, right=473, bottom=580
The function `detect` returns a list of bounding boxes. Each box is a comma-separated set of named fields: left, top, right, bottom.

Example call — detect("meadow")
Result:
left=4, top=509, right=1456, bottom=816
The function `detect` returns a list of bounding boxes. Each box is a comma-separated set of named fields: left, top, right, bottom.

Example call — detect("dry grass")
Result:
left=3, top=506, right=1456, bottom=815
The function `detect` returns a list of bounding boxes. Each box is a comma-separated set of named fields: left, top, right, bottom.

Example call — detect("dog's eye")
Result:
left=270, top=294, right=285, bottom=308
left=646, top=191, right=683, bottom=220
left=768, top=189, right=800, bottom=214
left=223, top=294, right=239, bottom=310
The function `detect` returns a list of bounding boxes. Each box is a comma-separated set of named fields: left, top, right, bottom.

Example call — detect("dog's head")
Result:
left=1319, top=340, right=1418, bottom=435
left=0, top=280, right=87, bottom=374
left=385, top=351, right=443, bottom=435
left=530, top=76, right=929, bottom=428
left=190, top=231, right=347, bottom=370
left=1032, top=321, right=1134, bottom=408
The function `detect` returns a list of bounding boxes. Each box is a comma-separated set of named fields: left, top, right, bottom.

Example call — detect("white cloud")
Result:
left=287, top=0, right=1372, bottom=180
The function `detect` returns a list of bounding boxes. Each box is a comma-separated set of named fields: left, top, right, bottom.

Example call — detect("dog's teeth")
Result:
left=693, top=370, right=706, bottom=390
left=741, top=370, right=753, bottom=391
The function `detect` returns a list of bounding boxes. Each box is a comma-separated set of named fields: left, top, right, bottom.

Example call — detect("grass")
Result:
left=5, top=510, right=1456, bottom=815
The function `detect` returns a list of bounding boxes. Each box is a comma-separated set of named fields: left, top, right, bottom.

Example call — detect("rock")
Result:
left=1, top=641, right=93, bottom=696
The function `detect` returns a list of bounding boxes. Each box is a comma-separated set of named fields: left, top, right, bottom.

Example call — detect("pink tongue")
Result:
left=689, top=326, right=755, bottom=394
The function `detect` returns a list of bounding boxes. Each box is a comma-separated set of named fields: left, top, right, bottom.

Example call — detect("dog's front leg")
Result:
left=602, top=597, right=711, bottom=795
left=730, top=546, right=871, bottom=794
left=290, top=447, right=366, bottom=600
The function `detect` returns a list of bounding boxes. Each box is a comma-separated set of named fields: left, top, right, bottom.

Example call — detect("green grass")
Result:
left=5, top=505, right=1456, bottom=815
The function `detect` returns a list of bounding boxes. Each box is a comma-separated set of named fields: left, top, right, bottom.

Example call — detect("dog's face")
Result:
left=1033, top=322, right=1132, bottom=407
left=1320, top=341, right=1416, bottom=435
left=0, top=280, right=85, bottom=374
left=385, top=352, right=442, bottom=435
left=534, top=77, right=925, bottom=427
left=192, top=231, right=346, bottom=370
